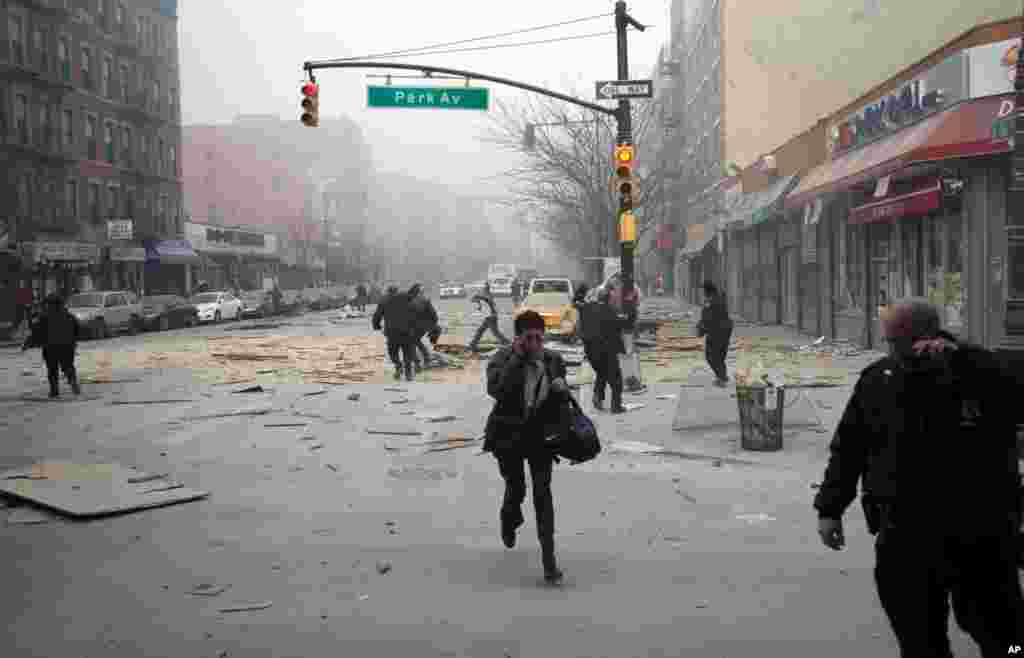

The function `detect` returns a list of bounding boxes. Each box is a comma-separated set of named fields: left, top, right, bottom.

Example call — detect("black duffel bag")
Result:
left=548, top=395, right=601, bottom=464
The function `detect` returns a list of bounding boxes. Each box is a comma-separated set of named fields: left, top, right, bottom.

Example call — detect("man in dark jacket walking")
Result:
left=697, top=280, right=733, bottom=386
left=814, top=298, right=1022, bottom=658
left=468, top=282, right=509, bottom=352
left=355, top=283, right=368, bottom=312
left=483, top=310, right=570, bottom=584
left=22, top=293, right=82, bottom=398
left=577, top=288, right=628, bottom=413
left=407, top=283, right=439, bottom=370
left=372, top=285, right=416, bottom=381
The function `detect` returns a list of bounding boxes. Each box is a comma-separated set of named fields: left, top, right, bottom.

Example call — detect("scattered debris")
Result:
left=218, top=601, right=273, bottom=613
left=347, top=393, right=361, bottom=401
left=126, top=473, right=170, bottom=485
left=418, top=412, right=458, bottom=423
left=264, top=423, right=307, bottom=428
left=110, top=399, right=194, bottom=406
left=712, top=459, right=723, bottom=468
left=5, top=507, right=54, bottom=525
left=188, top=583, right=231, bottom=597
left=390, top=398, right=412, bottom=405
left=191, top=409, right=272, bottom=420
left=358, top=594, right=370, bottom=601
left=80, top=377, right=143, bottom=384
left=383, top=387, right=408, bottom=393
left=375, top=560, right=392, bottom=575
left=140, top=482, right=185, bottom=495
left=307, top=442, right=325, bottom=451
left=367, top=429, right=423, bottom=437
left=622, top=403, right=646, bottom=412
left=234, top=385, right=265, bottom=394
left=696, top=601, right=709, bottom=609
left=735, top=513, right=776, bottom=524
left=325, top=464, right=339, bottom=472
left=303, top=390, right=328, bottom=397
left=655, top=394, right=678, bottom=400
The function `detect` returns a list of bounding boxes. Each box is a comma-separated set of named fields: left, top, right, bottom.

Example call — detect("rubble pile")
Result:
left=794, top=336, right=865, bottom=358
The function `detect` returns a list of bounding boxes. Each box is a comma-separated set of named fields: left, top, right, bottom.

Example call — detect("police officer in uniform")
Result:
left=814, top=298, right=1022, bottom=657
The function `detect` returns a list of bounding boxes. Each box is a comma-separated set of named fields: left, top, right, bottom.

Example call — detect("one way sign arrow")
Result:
left=594, top=79, right=654, bottom=100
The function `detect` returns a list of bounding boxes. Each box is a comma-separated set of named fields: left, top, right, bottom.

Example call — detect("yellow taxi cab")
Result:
left=515, top=289, right=578, bottom=340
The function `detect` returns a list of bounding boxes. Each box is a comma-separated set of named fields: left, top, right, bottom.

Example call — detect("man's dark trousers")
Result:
left=584, top=341, right=622, bottom=408
left=497, top=450, right=555, bottom=561
left=42, top=345, right=77, bottom=395
left=874, top=526, right=1023, bottom=658
left=469, top=316, right=509, bottom=350
left=386, top=331, right=415, bottom=379
left=705, top=328, right=732, bottom=381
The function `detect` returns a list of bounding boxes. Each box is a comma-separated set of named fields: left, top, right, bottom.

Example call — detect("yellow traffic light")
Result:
left=301, top=82, right=320, bottom=127
left=618, top=210, right=637, bottom=243
left=613, top=144, right=637, bottom=204
left=614, top=144, right=634, bottom=167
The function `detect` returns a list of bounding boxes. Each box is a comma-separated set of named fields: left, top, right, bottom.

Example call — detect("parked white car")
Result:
left=67, top=290, right=143, bottom=339
left=191, top=291, right=242, bottom=323
left=438, top=282, right=467, bottom=299
left=489, top=277, right=513, bottom=297
left=527, top=277, right=573, bottom=297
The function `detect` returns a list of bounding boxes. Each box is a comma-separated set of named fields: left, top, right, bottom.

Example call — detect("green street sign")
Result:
left=367, top=86, right=489, bottom=111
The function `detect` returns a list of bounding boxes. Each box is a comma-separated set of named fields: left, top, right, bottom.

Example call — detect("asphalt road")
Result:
left=0, top=300, right=987, bottom=657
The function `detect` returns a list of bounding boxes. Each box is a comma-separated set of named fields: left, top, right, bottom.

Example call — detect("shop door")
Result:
left=901, top=220, right=923, bottom=297
left=869, top=223, right=893, bottom=349
left=781, top=249, right=798, bottom=325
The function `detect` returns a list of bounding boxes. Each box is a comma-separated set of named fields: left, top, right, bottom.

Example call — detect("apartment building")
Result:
left=0, top=0, right=185, bottom=298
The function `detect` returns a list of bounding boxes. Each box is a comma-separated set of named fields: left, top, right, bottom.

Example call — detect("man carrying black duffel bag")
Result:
left=483, top=310, right=570, bottom=585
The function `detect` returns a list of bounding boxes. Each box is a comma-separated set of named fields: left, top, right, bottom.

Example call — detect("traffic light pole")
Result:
left=615, top=0, right=642, bottom=326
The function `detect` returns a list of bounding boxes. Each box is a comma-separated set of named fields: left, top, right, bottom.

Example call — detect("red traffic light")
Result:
left=302, top=82, right=319, bottom=97
left=300, top=81, right=320, bottom=127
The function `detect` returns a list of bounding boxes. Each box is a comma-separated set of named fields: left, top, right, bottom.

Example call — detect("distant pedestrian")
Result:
left=578, top=288, right=628, bottom=413
left=815, top=298, right=1023, bottom=658
left=408, top=283, right=439, bottom=371
left=511, top=278, right=523, bottom=307
left=22, top=293, right=82, bottom=398
left=483, top=309, right=570, bottom=585
left=697, top=280, right=733, bottom=387
left=372, top=285, right=416, bottom=381
left=355, top=283, right=368, bottom=312
left=468, top=282, right=509, bottom=352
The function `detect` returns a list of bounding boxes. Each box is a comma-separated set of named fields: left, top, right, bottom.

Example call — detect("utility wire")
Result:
left=323, top=12, right=613, bottom=63
left=338, top=31, right=624, bottom=61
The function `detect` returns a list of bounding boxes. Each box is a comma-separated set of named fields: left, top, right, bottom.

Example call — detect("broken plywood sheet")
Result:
left=0, top=462, right=208, bottom=519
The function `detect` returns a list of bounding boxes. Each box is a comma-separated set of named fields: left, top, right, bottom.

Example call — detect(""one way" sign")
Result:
left=594, top=80, right=654, bottom=100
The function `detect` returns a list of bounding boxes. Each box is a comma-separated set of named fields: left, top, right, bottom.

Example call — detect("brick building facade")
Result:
left=0, top=0, right=184, bottom=304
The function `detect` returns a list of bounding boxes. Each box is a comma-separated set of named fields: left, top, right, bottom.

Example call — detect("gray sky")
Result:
left=179, top=1, right=668, bottom=191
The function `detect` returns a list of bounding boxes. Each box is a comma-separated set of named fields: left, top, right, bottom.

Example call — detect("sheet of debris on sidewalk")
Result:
left=75, top=335, right=489, bottom=386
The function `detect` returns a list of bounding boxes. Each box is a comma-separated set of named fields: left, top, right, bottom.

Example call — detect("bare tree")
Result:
left=481, top=92, right=674, bottom=267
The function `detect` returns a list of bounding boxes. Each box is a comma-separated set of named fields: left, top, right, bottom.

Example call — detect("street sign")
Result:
left=594, top=80, right=653, bottom=100
left=367, top=86, right=489, bottom=111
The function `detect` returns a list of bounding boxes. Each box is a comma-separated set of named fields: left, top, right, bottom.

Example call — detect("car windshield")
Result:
left=532, top=280, right=570, bottom=294
left=192, top=293, right=220, bottom=304
left=67, top=293, right=105, bottom=307
left=524, top=292, right=571, bottom=308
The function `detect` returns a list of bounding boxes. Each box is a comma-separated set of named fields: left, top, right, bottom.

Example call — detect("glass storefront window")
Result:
left=924, top=212, right=966, bottom=337
left=901, top=220, right=922, bottom=298
left=836, top=221, right=865, bottom=313
left=870, top=223, right=893, bottom=310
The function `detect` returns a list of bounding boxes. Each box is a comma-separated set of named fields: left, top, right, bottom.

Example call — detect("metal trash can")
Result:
left=736, top=384, right=785, bottom=451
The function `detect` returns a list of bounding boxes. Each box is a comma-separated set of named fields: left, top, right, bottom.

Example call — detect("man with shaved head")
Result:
left=814, top=298, right=1022, bottom=657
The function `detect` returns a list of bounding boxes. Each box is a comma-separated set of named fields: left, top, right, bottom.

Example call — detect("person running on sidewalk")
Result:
left=468, top=282, right=509, bottom=352
left=483, top=310, right=570, bottom=585
left=22, top=293, right=82, bottom=398
left=697, top=280, right=733, bottom=387
left=578, top=288, right=628, bottom=414
left=372, top=285, right=416, bottom=381
left=407, top=283, right=439, bottom=371
left=815, top=298, right=1022, bottom=658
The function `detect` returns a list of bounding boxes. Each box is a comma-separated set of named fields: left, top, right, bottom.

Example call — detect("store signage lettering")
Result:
left=106, top=219, right=133, bottom=241
left=992, top=98, right=1016, bottom=139
left=832, top=80, right=945, bottom=153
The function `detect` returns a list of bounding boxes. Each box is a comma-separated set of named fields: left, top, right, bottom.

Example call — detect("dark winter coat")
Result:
left=25, top=309, right=81, bottom=348
left=577, top=300, right=629, bottom=354
left=409, top=295, right=439, bottom=336
left=372, top=292, right=414, bottom=337
left=814, top=334, right=1020, bottom=535
left=697, top=291, right=733, bottom=337
left=483, top=347, right=569, bottom=457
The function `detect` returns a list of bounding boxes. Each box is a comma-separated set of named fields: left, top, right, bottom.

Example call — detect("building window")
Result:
left=39, top=105, right=51, bottom=150
left=152, top=80, right=160, bottom=113
left=157, top=138, right=164, bottom=174
left=121, top=125, right=132, bottom=167
left=102, top=55, right=112, bottom=98
left=14, top=93, right=28, bottom=145
left=103, top=122, right=115, bottom=163
left=169, top=145, right=176, bottom=177
left=9, top=15, right=24, bottom=66
left=65, top=179, right=78, bottom=218
left=58, top=37, right=70, bottom=81
left=87, top=182, right=100, bottom=222
left=85, top=114, right=97, bottom=159
left=81, top=46, right=93, bottom=90
left=115, top=3, right=125, bottom=29
left=106, top=186, right=118, bottom=219
left=837, top=220, right=865, bottom=314
left=136, top=16, right=145, bottom=48
left=97, top=0, right=106, bottom=24
left=33, top=29, right=46, bottom=73
left=139, top=133, right=148, bottom=170
left=61, top=108, right=73, bottom=149
left=119, top=63, right=129, bottom=102
left=168, top=87, right=176, bottom=118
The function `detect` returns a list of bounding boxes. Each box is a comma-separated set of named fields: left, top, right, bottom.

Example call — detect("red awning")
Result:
left=786, top=93, right=1014, bottom=209
left=848, top=179, right=942, bottom=225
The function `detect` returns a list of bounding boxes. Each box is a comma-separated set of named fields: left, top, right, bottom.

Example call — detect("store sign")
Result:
left=185, top=222, right=278, bottom=257
left=830, top=79, right=948, bottom=154
left=106, top=219, right=133, bottom=241
left=24, top=241, right=100, bottom=264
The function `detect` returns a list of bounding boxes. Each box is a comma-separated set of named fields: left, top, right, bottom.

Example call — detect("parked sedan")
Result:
left=67, top=290, right=143, bottom=339
left=191, top=291, right=242, bottom=323
left=439, top=282, right=466, bottom=299
left=140, top=295, right=198, bottom=331
left=239, top=291, right=274, bottom=319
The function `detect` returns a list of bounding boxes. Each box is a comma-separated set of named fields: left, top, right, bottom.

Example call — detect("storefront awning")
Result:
left=849, top=178, right=942, bottom=225
left=721, top=174, right=800, bottom=231
left=145, top=240, right=199, bottom=265
left=786, top=93, right=1014, bottom=209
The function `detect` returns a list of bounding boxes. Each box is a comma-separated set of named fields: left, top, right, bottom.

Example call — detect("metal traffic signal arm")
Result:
left=302, top=1, right=645, bottom=318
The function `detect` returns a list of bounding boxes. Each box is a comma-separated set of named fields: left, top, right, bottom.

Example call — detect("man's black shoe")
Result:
left=501, top=525, right=516, bottom=549
left=592, top=398, right=604, bottom=411
left=610, top=405, right=627, bottom=415
left=543, top=568, right=564, bottom=585
left=393, top=368, right=402, bottom=381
